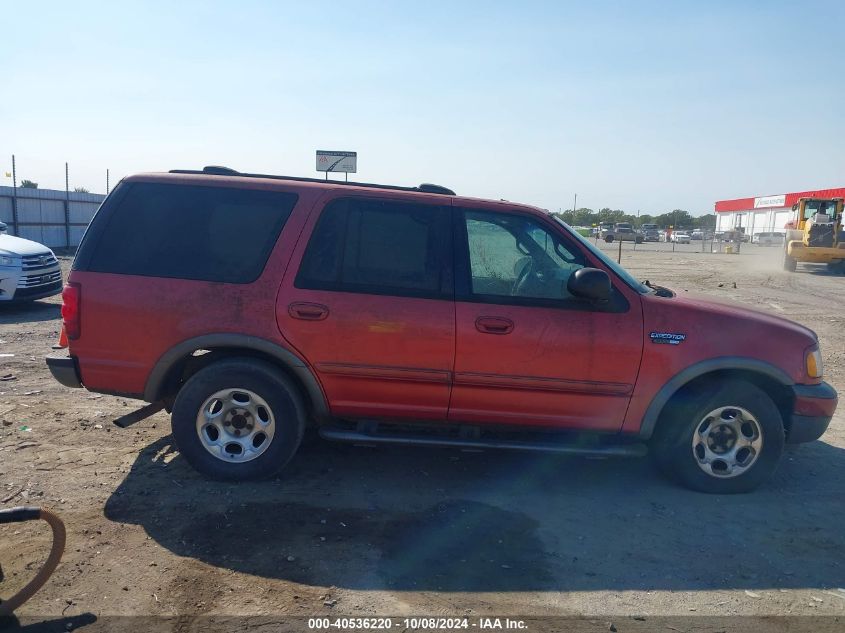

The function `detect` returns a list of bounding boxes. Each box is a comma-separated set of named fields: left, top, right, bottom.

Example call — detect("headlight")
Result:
left=0, top=255, right=17, bottom=266
left=806, top=346, right=824, bottom=379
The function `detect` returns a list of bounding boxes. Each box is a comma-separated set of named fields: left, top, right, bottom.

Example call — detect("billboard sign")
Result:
left=753, top=194, right=786, bottom=209
left=316, top=151, right=357, bottom=173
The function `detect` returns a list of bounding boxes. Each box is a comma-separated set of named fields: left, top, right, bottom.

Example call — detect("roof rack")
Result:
left=168, top=166, right=456, bottom=196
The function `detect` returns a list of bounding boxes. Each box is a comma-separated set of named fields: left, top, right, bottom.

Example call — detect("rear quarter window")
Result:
left=79, top=182, right=298, bottom=283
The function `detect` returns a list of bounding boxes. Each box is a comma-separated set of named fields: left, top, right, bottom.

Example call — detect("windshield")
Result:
left=803, top=199, right=840, bottom=220
left=553, top=216, right=650, bottom=294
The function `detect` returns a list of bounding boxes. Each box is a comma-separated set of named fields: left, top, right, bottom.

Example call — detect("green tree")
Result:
left=20, top=179, right=38, bottom=189
left=73, top=187, right=90, bottom=193
left=695, top=213, right=716, bottom=229
left=597, top=208, right=625, bottom=224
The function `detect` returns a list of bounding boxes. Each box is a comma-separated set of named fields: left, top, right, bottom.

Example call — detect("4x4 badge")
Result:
left=650, top=332, right=686, bottom=345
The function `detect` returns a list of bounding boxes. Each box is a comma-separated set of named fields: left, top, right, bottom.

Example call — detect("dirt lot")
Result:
left=1, top=243, right=844, bottom=628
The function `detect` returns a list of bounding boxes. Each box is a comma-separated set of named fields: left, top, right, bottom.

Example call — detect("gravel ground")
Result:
left=0, top=243, right=843, bottom=629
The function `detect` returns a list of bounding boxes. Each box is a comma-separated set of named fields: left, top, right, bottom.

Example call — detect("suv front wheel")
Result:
left=652, top=380, right=785, bottom=493
left=171, top=358, right=305, bottom=481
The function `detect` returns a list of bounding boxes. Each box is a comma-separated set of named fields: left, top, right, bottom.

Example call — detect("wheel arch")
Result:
left=144, top=334, right=330, bottom=422
left=639, top=358, right=795, bottom=439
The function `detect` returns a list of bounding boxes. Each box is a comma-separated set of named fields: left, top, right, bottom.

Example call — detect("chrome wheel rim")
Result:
left=691, top=406, right=763, bottom=478
left=195, top=388, right=275, bottom=463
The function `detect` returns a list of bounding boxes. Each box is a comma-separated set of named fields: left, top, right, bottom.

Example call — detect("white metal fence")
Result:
left=0, top=186, right=105, bottom=248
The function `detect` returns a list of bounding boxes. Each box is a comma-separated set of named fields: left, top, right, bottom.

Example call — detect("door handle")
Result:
left=289, top=302, right=329, bottom=321
left=475, top=316, right=514, bottom=335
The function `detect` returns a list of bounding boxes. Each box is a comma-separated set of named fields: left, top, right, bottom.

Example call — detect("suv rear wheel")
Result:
left=171, top=358, right=305, bottom=481
left=651, top=380, right=785, bottom=493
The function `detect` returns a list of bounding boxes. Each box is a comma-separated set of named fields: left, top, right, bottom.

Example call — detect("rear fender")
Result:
left=143, top=334, right=329, bottom=420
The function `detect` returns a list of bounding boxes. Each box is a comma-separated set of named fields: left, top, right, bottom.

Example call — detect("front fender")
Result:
left=637, top=357, right=794, bottom=439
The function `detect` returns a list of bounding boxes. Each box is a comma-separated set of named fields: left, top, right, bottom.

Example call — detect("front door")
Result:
left=449, top=204, right=644, bottom=431
left=278, top=195, right=455, bottom=420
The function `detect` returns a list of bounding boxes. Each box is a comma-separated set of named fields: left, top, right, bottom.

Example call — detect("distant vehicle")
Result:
left=752, top=232, right=785, bottom=246
left=719, top=229, right=747, bottom=243
left=0, top=221, right=7, bottom=234
left=672, top=232, right=691, bottom=244
left=0, top=234, right=63, bottom=302
left=604, top=222, right=644, bottom=244
left=691, top=230, right=703, bottom=240
left=640, top=223, right=659, bottom=242
left=783, top=197, right=845, bottom=273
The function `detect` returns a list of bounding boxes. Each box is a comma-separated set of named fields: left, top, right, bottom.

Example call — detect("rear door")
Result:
left=278, top=195, right=455, bottom=420
left=449, top=203, right=644, bottom=431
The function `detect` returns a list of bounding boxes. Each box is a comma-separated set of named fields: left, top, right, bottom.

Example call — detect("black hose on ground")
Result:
left=0, top=507, right=66, bottom=616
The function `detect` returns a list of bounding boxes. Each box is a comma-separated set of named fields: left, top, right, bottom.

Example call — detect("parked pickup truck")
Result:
left=46, top=167, right=837, bottom=493
left=604, top=223, right=644, bottom=244
left=640, top=223, right=660, bottom=242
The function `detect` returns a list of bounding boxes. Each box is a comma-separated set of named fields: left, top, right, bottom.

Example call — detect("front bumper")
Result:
left=46, top=354, right=82, bottom=389
left=788, top=382, right=838, bottom=444
left=0, top=279, right=63, bottom=302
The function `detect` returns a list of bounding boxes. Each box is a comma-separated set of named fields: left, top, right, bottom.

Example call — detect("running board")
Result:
left=113, top=402, right=165, bottom=429
left=318, top=427, right=648, bottom=458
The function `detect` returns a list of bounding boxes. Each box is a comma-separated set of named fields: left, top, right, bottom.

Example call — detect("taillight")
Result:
left=61, top=283, right=81, bottom=340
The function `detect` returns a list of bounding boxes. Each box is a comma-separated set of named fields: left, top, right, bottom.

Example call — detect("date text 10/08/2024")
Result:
left=307, top=618, right=528, bottom=630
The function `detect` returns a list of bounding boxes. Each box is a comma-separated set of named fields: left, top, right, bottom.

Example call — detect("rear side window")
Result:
left=84, top=183, right=297, bottom=283
left=295, top=198, right=452, bottom=299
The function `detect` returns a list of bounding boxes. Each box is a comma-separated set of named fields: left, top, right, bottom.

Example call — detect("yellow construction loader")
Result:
left=783, top=197, right=845, bottom=272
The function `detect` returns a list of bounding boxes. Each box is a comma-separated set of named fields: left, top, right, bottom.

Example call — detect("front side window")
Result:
left=296, top=198, right=451, bottom=298
left=463, top=210, right=586, bottom=301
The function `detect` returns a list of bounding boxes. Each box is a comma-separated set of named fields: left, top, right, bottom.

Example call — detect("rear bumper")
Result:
left=788, top=382, right=837, bottom=444
left=46, top=354, right=83, bottom=389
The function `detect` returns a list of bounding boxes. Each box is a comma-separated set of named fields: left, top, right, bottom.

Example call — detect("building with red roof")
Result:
left=714, top=187, right=845, bottom=237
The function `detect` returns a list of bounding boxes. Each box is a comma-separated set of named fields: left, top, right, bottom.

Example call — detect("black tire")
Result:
left=651, top=380, right=784, bottom=493
left=635, top=236, right=644, bottom=244
left=605, top=236, right=614, bottom=243
left=171, top=358, right=305, bottom=481
left=782, top=250, right=797, bottom=272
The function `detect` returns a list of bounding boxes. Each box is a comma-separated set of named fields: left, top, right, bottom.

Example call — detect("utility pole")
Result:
left=65, top=162, right=71, bottom=247
left=106, top=169, right=110, bottom=194
left=11, top=155, right=18, bottom=236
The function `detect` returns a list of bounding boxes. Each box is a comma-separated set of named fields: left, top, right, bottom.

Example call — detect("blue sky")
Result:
left=2, top=0, right=843, bottom=215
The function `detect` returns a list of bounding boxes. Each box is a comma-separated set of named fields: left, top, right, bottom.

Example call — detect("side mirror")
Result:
left=792, top=204, right=798, bottom=211
left=567, top=267, right=611, bottom=302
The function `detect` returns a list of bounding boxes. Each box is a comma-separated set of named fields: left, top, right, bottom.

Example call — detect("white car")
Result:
left=671, top=232, right=691, bottom=244
left=752, top=232, right=785, bottom=246
left=0, top=221, right=7, bottom=234
left=0, top=234, right=63, bottom=302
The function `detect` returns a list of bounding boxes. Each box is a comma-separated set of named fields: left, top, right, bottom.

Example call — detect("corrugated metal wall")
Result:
left=0, top=186, right=105, bottom=248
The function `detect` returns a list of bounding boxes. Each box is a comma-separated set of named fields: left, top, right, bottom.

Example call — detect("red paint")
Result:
left=715, top=187, right=845, bottom=212
left=61, top=172, right=835, bottom=438
left=794, top=393, right=838, bottom=418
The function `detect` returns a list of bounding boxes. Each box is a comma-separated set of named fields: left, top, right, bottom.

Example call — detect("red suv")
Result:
left=46, top=167, right=837, bottom=493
